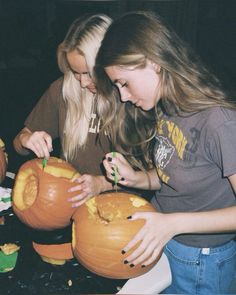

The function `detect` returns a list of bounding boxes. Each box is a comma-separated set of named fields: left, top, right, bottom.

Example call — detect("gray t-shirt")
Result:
left=152, top=107, right=236, bottom=247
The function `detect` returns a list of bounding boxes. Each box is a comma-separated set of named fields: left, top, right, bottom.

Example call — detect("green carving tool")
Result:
left=42, top=158, right=47, bottom=170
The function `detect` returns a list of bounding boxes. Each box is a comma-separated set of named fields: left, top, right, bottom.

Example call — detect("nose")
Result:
left=119, top=88, right=131, bottom=102
left=80, top=75, right=92, bottom=88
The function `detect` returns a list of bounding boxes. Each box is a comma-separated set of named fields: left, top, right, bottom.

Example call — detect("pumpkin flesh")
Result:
left=32, top=241, right=73, bottom=265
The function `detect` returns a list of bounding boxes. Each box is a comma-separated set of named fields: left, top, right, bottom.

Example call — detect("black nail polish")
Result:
left=130, top=264, right=135, bottom=268
left=121, top=250, right=126, bottom=254
left=111, top=172, right=115, bottom=176
left=124, top=260, right=128, bottom=264
left=141, top=265, right=146, bottom=268
left=108, top=157, right=112, bottom=162
left=121, top=177, right=125, bottom=181
left=127, top=216, right=132, bottom=219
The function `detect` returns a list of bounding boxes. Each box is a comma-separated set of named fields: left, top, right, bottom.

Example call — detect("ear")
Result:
left=148, top=59, right=161, bottom=73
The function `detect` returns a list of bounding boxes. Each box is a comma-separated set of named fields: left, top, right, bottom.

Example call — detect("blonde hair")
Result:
left=95, top=11, right=235, bottom=167
left=57, top=14, right=112, bottom=161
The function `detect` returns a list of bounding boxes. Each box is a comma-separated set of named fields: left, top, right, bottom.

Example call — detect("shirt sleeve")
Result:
left=25, top=78, right=63, bottom=140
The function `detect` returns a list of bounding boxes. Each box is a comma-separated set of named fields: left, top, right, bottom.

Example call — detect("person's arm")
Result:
left=13, top=127, right=52, bottom=159
left=121, top=174, right=236, bottom=267
left=13, top=127, right=32, bottom=155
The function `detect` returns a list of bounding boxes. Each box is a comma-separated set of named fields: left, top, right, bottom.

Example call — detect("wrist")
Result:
left=99, top=176, right=113, bottom=193
left=14, top=133, right=29, bottom=155
left=164, top=213, right=184, bottom=237
left=168, top=212, right=192, bottom=236
left=132, top=171, right=149, bottom=190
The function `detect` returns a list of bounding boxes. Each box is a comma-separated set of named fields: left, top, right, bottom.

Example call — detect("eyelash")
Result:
left=113, top=82, right=128, bottom=90
left=73, top=71, right=91, bottom=78
left=121, top=82, right=128, bottom=88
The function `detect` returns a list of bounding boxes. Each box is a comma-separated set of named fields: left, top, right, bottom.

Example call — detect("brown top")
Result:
left=25, top=78, right=111, bottom=175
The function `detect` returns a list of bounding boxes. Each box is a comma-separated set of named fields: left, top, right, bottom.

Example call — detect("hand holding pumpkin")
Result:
left=68, top=174, right=112, bottom=207
left=122, top=211, right=177, bottom=267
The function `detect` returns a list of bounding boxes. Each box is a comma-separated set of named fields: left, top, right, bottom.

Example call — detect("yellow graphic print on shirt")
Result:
left=155, top=119, right=188, bottom=184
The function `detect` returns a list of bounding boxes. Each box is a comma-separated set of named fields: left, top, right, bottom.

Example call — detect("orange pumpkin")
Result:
left=72, top=192, right=162, bottom=279
left=12, top=157, right=80, bottom=230
left=32, top=241, right=73, bottom=265
left=0, top=144, right=7, bottom=184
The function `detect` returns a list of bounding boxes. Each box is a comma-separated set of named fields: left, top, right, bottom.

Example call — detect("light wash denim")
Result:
left=162, top=239, right=236, bottom=294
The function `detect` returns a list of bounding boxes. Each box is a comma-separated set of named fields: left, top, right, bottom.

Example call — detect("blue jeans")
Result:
left=162, top=239, right=236, bottom=294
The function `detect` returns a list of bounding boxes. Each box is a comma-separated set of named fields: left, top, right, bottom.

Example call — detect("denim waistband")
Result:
left=166, top=238, right=236, bottom=258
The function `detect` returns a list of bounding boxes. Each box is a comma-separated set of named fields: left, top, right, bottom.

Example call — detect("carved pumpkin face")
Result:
left=72, top=192, right=162, bottom=279
left=12, top=157, right=80, bottom=230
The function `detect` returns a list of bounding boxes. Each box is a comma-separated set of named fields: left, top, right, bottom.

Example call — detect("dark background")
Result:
left=0, top=1, right=236, bottom=293
left=0, top=0, right=236, bottom=175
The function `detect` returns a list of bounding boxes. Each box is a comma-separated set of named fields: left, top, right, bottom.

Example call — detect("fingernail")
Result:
left=121, top=177, right=125, bottom=181
left=124, top=260, right=128, bottom=264
left=127, top=216, right=132, bottom=219
left=130, top=264, right=135, bottom=268
left=108, top=157, right=112, bottom=162
left=121, top=250, right=126, bottom=255
left=141, top=265, right=146, bottom=268
left=111, top=172, right=115, bottom=176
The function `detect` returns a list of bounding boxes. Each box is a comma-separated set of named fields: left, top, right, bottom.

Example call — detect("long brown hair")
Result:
left=95, top=11, right=235, bottom=168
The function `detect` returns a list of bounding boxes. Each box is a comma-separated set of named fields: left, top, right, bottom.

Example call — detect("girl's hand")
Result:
left=103, top=152, right=137, bottom=188
left=68, top=174, right=109, bottom=207
left=121, top=212, right=177, bottom=267
left=20, top=129, right=52, bottom=159
left=103, top=152, right=161, bottom=190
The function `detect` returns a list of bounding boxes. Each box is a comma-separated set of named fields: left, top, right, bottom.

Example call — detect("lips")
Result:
left=87, top=84, right=97, bottom=93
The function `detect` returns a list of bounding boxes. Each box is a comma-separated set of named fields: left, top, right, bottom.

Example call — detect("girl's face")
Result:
left=105, top=60, right=161, bottom=111
left=66, top=50, right=97, bottom=94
